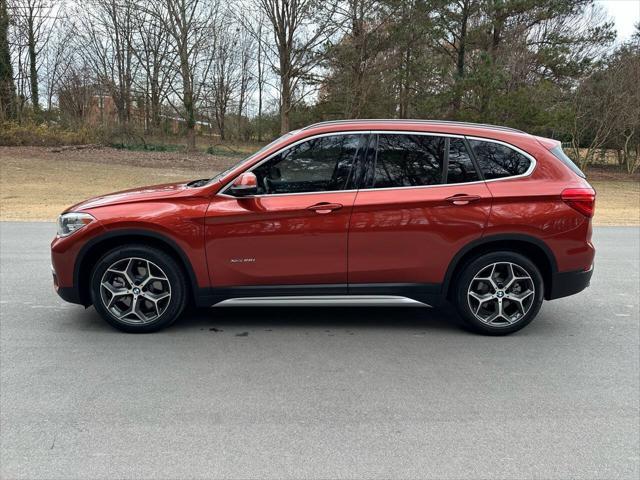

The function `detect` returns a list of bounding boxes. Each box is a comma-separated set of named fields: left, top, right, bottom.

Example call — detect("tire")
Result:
left=90, top=244, right=187, bottom=333
left=454, top=251, right=544, bottom=335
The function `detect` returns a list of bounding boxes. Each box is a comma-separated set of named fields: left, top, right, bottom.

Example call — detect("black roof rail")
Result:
left=302, top=119, right=526, bottom=134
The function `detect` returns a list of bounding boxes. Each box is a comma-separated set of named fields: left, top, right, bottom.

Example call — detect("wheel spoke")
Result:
left=100, top=257, right=172, bottom=325
left=467, top=261, right=535, bottom=327
left=145, top=291, right=170, bottom=302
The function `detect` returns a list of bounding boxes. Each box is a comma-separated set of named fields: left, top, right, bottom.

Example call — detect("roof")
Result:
left=302, top=119, right=526, bottom=135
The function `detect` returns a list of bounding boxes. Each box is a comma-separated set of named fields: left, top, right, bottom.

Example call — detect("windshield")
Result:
left=205, top=131, right=297, bottom=185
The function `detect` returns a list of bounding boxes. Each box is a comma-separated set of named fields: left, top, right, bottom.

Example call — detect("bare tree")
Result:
left=43, top=15, right=75, bottom=111
left=235, top=24, right=254, bottom=140
left=79, top=0, right=136, bottom=125
left=207, top=17, right=235, bottom=140
left=9, top=0, right=59, bottom=116
left=130, top=0, right=171, bottom=130
left=257, top=0, right=338, bottom=134
left=236, top=9, right=268, bottom=140
left=149, top=0, right=218, bottom=150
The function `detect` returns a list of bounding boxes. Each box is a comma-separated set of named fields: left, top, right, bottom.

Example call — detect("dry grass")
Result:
left=1, top=146, right=638, bottom=225
left=590, top=180, right=640, bottom=226
left=0, top=146, right=240, bottom=221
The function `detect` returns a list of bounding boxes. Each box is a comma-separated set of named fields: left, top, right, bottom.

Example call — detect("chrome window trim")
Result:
left=217, top=130, right=536, bottom=198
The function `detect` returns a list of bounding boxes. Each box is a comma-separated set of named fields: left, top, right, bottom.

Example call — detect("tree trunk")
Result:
left=280, top=63, right=291, bottom=134
left=452, top=0, right=470, bottom=116
left=257, top=21, right=263, bottom=141
left=183, top=82, right=196, bottom=150
left=27, top=15, right=39, bottom=115
left=0, top=0, right=16, bottom=120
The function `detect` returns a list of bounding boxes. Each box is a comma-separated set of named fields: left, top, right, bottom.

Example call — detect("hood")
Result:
left=67, top=181, right=190, bottom=212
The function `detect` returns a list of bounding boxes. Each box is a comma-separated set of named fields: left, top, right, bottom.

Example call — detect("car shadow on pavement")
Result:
left=173, top=305, right=464, bottom=334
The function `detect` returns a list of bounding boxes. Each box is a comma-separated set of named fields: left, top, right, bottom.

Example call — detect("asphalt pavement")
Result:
left=1, top=222, right=638, bottom=479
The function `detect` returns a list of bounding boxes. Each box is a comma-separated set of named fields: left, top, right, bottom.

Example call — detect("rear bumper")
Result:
left=547, top=265, right=593, bottom=300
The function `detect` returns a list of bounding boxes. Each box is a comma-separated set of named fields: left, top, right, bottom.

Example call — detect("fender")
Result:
left=74, top=228, right=200, bottom=304
left=442, top=233, right=558, bottom=296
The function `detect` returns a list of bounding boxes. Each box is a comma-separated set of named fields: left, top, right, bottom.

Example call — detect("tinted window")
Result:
left=372, top=134, right=445, bottom=188
left=550, top=145, right=585, bottom=178
left=469, top=139, right=532, bottom=180
left=251, top=134, right=362, bottom=194
left=447, top=138, right=480, bottom=184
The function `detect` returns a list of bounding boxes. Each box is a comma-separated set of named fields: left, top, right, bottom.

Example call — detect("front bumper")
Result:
left=547, top=265, right=593, bottom=300
left=56, top=286, right=83, bottom=304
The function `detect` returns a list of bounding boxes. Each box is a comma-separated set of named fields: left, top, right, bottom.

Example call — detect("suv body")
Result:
left=51, top=120, right=595, bottom=334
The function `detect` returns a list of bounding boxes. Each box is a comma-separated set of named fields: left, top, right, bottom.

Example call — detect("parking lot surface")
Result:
left=1, top=223, right=638, bottom=479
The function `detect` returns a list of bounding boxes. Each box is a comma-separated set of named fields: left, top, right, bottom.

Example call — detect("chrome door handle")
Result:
left=307, top=202, right=343, bottom=214
left=445, top=194, right=481, bottom=206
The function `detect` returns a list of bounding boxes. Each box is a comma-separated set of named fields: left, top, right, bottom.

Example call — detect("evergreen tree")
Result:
left=0, top=0, right=16, bottom=120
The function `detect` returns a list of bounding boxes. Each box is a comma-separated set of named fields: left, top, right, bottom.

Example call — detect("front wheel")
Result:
left=90, top=245, right=187, bottom=333
left=454, top=252, right=544, bottom=335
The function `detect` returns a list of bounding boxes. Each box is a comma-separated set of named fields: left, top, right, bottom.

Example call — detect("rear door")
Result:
left=348, top=133, right=492, bottom=291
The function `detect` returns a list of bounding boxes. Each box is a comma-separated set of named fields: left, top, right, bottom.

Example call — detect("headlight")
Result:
left=57, top=212, right=95, bottom=237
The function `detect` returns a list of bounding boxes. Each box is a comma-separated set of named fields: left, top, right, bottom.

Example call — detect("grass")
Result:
left=590, top=180, right=640, bottom=226
left=0, top=146, right=240, bottom=221
left=0, top=146, right=638, bottom=225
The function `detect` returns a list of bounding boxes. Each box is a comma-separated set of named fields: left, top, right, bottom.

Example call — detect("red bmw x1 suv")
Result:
left=51, top=120, right=595, bottom=334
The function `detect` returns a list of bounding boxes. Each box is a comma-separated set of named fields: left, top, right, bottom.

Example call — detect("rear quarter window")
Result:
left=550, top=145, right=586, bottom=178
left=469, top=139, right=532, bottom=180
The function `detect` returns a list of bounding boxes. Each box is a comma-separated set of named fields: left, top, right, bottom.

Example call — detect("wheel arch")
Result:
left=443, top=234, right=557, bottom=300
left=74, top=229, right=199, bottom=306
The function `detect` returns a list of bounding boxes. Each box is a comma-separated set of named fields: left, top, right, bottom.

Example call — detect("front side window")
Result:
left=251, top=134, right=362, bottom=195
left=370, top=134, right=445, bottom=188
left=469, top=139, right=532, bottom=180
left=447, top=138, right=480, bottom=184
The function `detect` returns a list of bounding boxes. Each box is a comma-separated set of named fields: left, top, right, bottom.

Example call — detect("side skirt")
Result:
left=215, top=295, right=431, bottom=307
left=196, top=283, right=443, bottom=308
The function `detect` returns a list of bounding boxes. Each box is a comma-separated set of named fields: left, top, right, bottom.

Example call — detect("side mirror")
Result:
left=230, top=172, right=258, bottom=197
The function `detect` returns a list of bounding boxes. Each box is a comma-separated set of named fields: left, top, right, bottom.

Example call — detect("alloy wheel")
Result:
left=100, top=257, right=171, bottom=324
left=467, top=262, right=535, bottom=326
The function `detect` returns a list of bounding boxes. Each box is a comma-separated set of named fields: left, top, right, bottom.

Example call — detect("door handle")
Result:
left=307, top=202, right=343, bottom=214
left=445, top=194, right=481, bottom=205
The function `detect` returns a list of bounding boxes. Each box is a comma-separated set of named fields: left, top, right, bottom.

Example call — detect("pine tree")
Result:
left=0, top=0, right=17, bottom=120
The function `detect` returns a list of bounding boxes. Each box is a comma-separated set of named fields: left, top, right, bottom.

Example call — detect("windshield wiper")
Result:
left=186, top=178, right=211, bottom=188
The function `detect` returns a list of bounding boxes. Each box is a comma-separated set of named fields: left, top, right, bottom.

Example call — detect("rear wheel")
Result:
left=90, top=245, right=187, bottom=333
left=454, top=251, right=544, bottom=335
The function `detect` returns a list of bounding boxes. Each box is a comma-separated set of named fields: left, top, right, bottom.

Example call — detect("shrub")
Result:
left=0, top=121, right=97, bottom=146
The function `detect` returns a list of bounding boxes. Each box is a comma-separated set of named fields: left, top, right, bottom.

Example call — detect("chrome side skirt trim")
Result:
left=213, top=295, right=431, bottom=307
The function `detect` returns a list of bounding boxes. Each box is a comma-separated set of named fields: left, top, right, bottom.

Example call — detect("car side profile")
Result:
left=51, top=120, right=595, bottom=334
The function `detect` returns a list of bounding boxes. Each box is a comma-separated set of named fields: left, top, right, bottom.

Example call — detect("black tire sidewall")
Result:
left=90, top=245, right=187, bottom=333
left=455, top=251, right=544, bottom=335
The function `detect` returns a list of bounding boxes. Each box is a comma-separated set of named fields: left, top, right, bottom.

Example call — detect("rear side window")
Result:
left=550, top=145, right=586, bottom=178
left=371, top=134, right=445, bottom=188
left=469, top=139, right=532, bottom=180
left=447, top=138, right=480, bottom=184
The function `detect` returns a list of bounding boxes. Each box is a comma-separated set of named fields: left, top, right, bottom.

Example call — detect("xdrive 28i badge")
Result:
left=230, top=258, right=256, bottom=264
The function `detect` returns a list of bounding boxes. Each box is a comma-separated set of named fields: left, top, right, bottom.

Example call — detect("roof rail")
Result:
left=302, top=119, right=526, bottom=134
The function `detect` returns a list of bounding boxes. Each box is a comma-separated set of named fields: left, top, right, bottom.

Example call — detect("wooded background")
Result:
left=0, top=0, right=638, bottom=174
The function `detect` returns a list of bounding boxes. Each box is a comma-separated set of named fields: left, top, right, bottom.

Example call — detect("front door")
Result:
left=348, top=133, right=492, bottom=291
left=205, top=133, right=367, bottom=289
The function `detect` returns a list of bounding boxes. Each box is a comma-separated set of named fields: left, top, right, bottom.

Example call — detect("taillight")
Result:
left=561, top=188, right=596, bottom=218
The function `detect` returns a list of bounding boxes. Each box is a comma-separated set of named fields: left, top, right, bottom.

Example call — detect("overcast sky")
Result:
left=597, top=0, right=640, bottom=41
